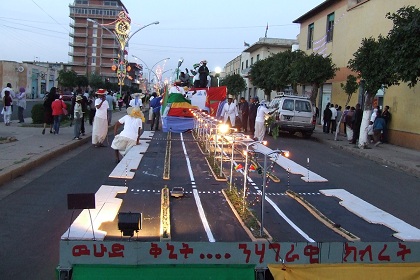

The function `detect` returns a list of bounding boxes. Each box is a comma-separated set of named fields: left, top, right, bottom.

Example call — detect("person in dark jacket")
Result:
left=351, top=103, right=363, bottom=144
left=323, top=103, right=332, bottom=133
left=150, top=92, right=162, bottom=131
left=239, top=97, right=249, bottom=132
left=248, top=97, right=259, bottom=134
left=42, top=87, right=57, bottom=134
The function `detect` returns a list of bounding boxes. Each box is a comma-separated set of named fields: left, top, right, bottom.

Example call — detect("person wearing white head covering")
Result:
left=221, top=94, right=238, bottom=127
left=254, top=100, right=275, bottom=141
left=129, top=92, right=144, bottom=108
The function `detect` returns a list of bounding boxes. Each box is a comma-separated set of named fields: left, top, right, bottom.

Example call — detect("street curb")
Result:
left=0, top=123, right=116, bottom=187
left=0, top=137, right=89, bottom=187
left=314, top=136, right=420, bottom=179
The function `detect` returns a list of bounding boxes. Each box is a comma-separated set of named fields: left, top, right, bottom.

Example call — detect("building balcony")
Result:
left=101, top=53, right=118, bottom=59
left=101, top=43, right=118, bottom=49
left=69, top=22, right=88, bottom=28
left=68, top=51, right=88, bottom=57
left=68, top=61, right=87, bottom=67
left=69, top=42, right=87, bottom=47
left=101, top=33, right=116, bottom=39
left=101, top=62, right=114, bottom=68
left=69, top=32, right=88, bottom=38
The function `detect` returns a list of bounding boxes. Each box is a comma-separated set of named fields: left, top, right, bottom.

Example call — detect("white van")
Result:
left=267, top=93, right=315, bottom=138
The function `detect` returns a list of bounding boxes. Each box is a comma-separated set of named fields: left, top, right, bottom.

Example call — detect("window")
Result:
left=307, top=23, right=314, bottom=49
left=326, top=13, right=335, bottom=42
left=282, top=99, right=294, bottom=111
left=257, top=54, right=260, bottom=62
left=246, top=60, right=248, bottom=68
left=251, top=57, right=254, bottom=65
left=295, top=100, right=312, bottom=112
left=241, top=62, right=244, bottom=70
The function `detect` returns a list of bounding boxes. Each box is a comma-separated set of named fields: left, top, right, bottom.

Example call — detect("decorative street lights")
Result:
left=132, top=55, right=169, bottom=93
left=87, top=13, right=159, bottom=95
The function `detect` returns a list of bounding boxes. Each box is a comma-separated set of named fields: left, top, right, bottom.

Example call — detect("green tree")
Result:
left=272, top=50, right=306, bottom=94
left=290, top=53, right=337, bottom=105
left=220, top=73, right=246, bottom=96
left=249, top=58, right=275, bottom=100
left=89, top=73, right=104, bottom=91
left=348, top=37, right=398, bottom=147
left=57, top=69, right=78, bottom=88
left=385, top=6, right=420, bottom=87
left=76, top=75, right=89, bottom=88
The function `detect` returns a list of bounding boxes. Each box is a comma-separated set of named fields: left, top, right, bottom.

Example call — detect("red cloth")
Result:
left=51, top=99, right=67, bottom=116
left=205, top=86, right=227, bottom=116
left=167, top=107, right=194, bottom=117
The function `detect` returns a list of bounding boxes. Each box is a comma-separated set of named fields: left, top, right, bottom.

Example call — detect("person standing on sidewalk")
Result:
left=2, top=90, right=13, bottom=126
left=16, top=87, right=26, bottom=123
left=73, top=96, right=83, bottom=140
left=323, top=103, right=332, bottom=133
left=51, top=94, right=67, bottom=135
left=239, top=97, right=249, bottom=132
left=373, top=110, right=386, bottom=146
left=150, top=92, right=162, bottom=131
left=87, top=93, right=96, bottom=125
left=105, top=91, right=114, bottom=125
left=249, top=97, right=259, bottom=135
left=42, top=87, right=56, bottom=134
left=381, top=105, right=392, bottom=143
left=92, top=89, right=109, bottom=147
left=351, top=103, right=363, bottom=144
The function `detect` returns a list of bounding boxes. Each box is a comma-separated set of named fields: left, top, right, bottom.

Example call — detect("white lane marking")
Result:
left=252, top=143, right=327, bottom=182
left=181, top=133, right=215, bottom=242
left=321, top=189, right=420, bottom=241
left=228, top=155, right=315, bottom=242
left=265, top=196, right=316, bottom=242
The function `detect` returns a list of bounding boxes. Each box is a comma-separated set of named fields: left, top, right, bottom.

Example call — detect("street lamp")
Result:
left=132, top=55, right=169, bottom=93
left=215, top=67, right=222, bottom=87
left=87, top=15, right=159, bottom=95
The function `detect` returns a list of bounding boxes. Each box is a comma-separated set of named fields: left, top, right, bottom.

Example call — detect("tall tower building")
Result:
left=69, top=0, right=128, bottom=83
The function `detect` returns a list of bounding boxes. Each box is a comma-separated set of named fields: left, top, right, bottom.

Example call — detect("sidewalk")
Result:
left=312, top=126, right=420, bottom=178
left=0, top=115, right=419, bottom=187
left=0, top=109, right=126, bottom=186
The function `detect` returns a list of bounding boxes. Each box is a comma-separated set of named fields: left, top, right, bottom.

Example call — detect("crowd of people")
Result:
left=322, top=102, right=391, bottom=146
left=217, top=95, right=275, bottom=142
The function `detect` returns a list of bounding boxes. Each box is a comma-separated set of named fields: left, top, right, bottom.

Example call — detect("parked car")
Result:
left=267, top=93, right=315, bottom=138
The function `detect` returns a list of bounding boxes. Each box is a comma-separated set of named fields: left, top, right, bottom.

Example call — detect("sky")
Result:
left=0, top=0, right=325, bottom=78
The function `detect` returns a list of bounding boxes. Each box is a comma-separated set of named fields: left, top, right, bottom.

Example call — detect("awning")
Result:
left=268, top=263, right=420, bottom=280
left=72, top=264, right=255, bottom=280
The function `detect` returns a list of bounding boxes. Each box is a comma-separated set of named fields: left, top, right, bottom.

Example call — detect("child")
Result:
left=2, top=90, right=13, bottom=126
left=73, top=96, right=83, bottom=140
left=117, top=96, right=124, bottom=111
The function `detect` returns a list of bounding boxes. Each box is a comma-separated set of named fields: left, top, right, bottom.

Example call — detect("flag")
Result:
left=249, top=164, right=256, bottom=172
left=244, top=41, right=250, bottom=47
left=235, top=164, right=243, bottom=171
left=265, top=22, right=268, bottom=37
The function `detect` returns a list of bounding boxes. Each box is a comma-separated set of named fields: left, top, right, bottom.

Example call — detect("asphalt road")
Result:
left=0, top=130, right=419, bottom=279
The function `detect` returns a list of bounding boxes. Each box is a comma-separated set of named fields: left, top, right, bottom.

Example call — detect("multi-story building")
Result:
left=224, top=38, right=298, bottom=101
left=69, top=0, right=128, bottom=84
left=293, top=0, right=420, bottom=150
